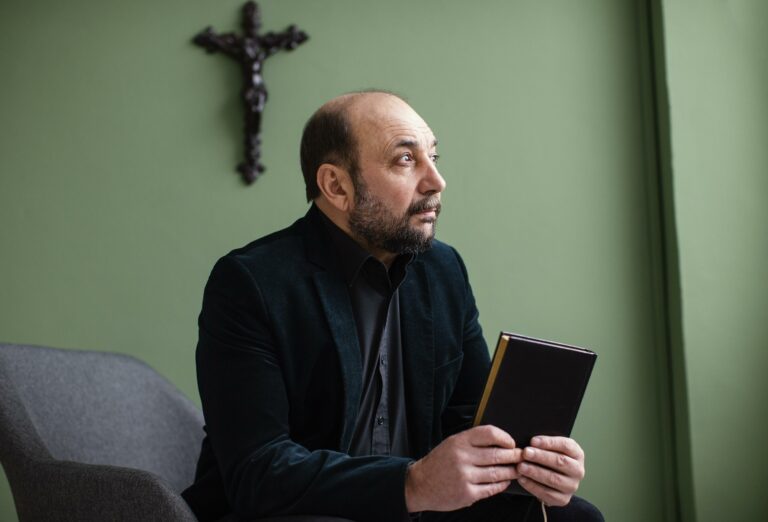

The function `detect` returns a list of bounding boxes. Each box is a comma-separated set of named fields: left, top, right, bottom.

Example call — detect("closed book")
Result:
left=473, top=332, right=597, bottom=494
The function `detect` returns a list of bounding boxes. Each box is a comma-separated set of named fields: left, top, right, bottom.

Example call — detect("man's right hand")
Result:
left=404, top=425, right=522, bottom=513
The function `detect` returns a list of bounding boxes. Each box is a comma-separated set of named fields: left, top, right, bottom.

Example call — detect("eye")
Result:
left=400, top=152, right=414, bottom=162
left=430, top=153, right=440, bottom=163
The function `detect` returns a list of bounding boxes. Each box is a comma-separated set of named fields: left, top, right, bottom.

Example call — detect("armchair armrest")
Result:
left=10, top=457, right=197, bottom=522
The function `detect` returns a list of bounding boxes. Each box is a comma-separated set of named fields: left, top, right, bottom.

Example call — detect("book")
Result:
left=473, top=332, right=597, bottom=493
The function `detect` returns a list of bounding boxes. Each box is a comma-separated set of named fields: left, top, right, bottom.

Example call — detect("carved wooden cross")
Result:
left=193, top=1, right=309, bottom=184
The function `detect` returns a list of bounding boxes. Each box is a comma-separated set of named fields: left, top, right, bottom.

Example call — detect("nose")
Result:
left=419, top=159, right=447, bottom=195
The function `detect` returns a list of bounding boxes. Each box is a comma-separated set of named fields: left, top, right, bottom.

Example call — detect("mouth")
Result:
left=415, top=208, right=438, bottom=218
left=409, top=198, right=442, bottom=219
left=411, top=207, right=439, bottom=224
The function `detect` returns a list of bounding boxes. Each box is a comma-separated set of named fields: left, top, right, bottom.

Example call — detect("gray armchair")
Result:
left=0, top=343, right=203, bottom=521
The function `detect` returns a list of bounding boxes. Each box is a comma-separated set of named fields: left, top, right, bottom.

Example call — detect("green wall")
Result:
left=3, top=1, right=763, bottom=521
left=660, top=1, right=768, bottom=520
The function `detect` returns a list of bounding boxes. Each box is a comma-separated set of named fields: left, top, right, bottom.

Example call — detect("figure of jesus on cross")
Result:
left=193, top=1, right=309, bottom=184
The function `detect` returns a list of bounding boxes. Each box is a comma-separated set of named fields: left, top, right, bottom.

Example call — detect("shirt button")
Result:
left=376, top=416, right=385, bottom=426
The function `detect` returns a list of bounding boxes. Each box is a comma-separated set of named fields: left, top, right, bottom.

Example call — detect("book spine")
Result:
left=473, top=334, right=509, bottom=426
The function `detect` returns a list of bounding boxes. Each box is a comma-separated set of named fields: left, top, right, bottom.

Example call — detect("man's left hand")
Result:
left=516, top=436, right=585, bottom=507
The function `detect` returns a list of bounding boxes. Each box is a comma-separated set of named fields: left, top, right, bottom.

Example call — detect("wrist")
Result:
left=404, top=460, right=424, bottom=513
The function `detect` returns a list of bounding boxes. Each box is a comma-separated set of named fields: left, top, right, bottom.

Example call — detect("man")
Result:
left=182, top=91, right=603, bottom=521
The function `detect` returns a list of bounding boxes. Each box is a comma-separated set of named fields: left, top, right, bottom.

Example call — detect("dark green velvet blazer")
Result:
left=182, top=205, right=490, bottom=522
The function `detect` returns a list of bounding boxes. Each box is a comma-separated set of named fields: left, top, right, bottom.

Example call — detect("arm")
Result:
left=437, top=250, right=586, bottom=507
left=404, top=249, right=523, bottom=513
left=196, top=256, right=410, bottom=521
left=439, top=247, right=490, bottom=438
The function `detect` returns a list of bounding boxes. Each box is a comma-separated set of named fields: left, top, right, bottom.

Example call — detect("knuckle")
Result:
left=493, top=481, right=509, bottom=496
left=479, top=486, right=494, bottom=500
left=557, top=454, right=568, bottom=468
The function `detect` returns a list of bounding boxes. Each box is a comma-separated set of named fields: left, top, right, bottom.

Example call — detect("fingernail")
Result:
left=531, top=437, right=541, bottom=446
left=518, top=477, right=528, bottom=484
left=524, top=447, right=535, bottom=458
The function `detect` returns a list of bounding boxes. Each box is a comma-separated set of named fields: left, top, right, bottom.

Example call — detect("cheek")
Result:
left=375, top=185, right=414, bottom=211
left=391, top=180, right=420, bottom=206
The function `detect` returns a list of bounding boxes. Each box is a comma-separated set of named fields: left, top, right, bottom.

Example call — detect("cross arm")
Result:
left=193, top=27, right=241, bottom=58
left=261, top=25, right=309, bottom=57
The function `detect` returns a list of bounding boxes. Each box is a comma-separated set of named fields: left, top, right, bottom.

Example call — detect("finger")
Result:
left=472, top=446, right=523, bottom=466
left=530, top=436, right=585, bottom=461
left=522, top=447, right=584, bottom=480
left=517, top=461, right=579, bottom=495
left=467, top=425, right=516, bottom=448
left=469, top=480, right=512, bottom=502
left=517, top=476, right=571, bottom=507
left=470, top=464, right=519, bottom=484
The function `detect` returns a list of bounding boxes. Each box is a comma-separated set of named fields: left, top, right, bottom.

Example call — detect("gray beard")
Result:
left=348, top=185, right=441, bottom=255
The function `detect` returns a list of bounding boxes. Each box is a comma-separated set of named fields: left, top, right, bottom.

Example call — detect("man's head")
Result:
left=300, top=91, right=446, bottom=259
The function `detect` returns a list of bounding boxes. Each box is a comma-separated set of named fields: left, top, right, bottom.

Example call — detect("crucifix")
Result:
left=193, top=1, right=309, bottom=184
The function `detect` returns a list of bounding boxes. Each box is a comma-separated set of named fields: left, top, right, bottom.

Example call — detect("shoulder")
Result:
left=228, top=217, right=306, bottom=269
left=205, top=214, right=314, bottom=294
left=414, top=239, right=471, bottom=283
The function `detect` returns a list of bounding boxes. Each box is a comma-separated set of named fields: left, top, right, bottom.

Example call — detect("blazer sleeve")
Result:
left=439, top=248, right=491, bottom=438
left=196, top=256, right=411, bottom=521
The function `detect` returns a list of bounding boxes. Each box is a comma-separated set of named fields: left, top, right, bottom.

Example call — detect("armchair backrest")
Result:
left=0, top=343, right=204, bottom=492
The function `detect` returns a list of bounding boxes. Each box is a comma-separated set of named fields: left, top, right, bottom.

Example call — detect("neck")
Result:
left=314, top=199, right=397, bottom=268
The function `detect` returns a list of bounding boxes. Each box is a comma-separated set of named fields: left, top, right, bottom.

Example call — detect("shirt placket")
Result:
left=371, top=293, right=392, bottom=455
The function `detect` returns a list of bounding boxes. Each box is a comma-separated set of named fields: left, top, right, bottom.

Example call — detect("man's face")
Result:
left=346, top=95, right=446, bottom=255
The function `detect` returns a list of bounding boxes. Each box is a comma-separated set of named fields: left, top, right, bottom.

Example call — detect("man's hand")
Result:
left=404, top=425, right=523, bottom=513
left=516, top=436, right=585, bottom=507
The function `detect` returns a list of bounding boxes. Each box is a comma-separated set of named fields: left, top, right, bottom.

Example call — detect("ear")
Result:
left=316, top=163, right=355, bottom=212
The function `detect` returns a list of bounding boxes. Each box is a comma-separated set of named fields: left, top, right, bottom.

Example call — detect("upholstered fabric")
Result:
left=0, top=343, right=203, bottom=521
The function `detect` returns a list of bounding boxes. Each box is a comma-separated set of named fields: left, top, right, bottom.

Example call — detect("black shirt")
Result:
left=321, top=213, right=413, bottom=458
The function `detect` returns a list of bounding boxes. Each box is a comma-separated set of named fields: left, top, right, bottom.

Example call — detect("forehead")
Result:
left=349, top=95, right=436, bottom=153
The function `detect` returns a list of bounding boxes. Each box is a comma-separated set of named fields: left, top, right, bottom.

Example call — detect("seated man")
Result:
left=182, top=90, right=604, bottom=522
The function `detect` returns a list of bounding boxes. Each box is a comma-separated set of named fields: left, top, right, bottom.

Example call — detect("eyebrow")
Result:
left=394, top=138, right=438, bottom=149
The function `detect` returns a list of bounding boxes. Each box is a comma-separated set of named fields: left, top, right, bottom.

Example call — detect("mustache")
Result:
left=408, top=196, right=442, bottom=216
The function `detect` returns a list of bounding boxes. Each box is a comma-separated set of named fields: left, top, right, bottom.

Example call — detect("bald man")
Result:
left=182, top=91, right=603, bottom=522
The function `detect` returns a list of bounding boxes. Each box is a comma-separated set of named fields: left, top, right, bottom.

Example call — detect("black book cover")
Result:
left=473, top=332, right=597, bottom=494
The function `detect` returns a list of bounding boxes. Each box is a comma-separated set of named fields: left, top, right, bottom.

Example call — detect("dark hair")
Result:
left=299, top=104, right=359, bottom=202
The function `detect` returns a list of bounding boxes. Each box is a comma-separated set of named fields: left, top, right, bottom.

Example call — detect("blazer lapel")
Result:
left=302, top=205, right=364, bottom=451
left=399, top=260, right=435, bottom=457
left=313, top=271, right=362, bottom=452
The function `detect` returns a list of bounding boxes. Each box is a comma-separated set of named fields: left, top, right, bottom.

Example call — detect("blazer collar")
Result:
left=303, top=204, right=343, bottom=274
